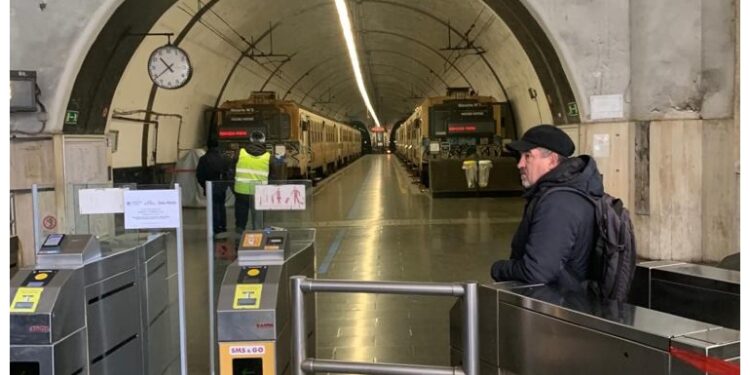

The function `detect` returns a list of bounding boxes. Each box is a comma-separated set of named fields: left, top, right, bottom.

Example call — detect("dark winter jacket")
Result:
left=491, top=155, right=603, bottom=291
left=196, top=148, right=233, bottom=190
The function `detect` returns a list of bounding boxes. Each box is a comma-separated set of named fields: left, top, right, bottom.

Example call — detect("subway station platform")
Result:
left=181, top=154, right=524, bottom=372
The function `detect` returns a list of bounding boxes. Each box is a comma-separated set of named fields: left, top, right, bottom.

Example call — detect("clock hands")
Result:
left=154, top=66, right=172, bottom=79
left=160, top=58, right=174, bottom=72
left=153, top=57, right=177, bottom=81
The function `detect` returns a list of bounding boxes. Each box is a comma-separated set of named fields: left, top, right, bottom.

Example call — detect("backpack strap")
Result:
left=527, top=186, right=601, bottom=288
left=527, top=186, right=596, bottom=219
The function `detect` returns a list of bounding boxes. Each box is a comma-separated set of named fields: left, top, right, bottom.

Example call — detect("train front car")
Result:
left=397, top=89, right=522, bottom=194
left=213, top=92, right=311, bottom=179
left=213, top=91, right=361, bottom=180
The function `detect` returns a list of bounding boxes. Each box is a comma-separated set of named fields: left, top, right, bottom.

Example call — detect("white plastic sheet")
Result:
left=174, top=148, right=235, bottom=208
left=174, top=149, right=206, bottom=207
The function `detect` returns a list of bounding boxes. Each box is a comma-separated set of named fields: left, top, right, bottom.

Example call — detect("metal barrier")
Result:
left=290, top=276, right=478, bottom=375
left=628, top=261, right=740, bottom=330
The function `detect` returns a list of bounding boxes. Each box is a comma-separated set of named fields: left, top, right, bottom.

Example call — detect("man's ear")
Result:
left=549, top=152, right=561, bottom=168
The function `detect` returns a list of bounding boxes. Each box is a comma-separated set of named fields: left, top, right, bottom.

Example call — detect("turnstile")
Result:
left=629, top=261, right=740, bottom=330
left=216, top=228, right=316, bottom=375
left=10, top=232, right=180, bottom=375
left=450, top=282, right=740, bottom=375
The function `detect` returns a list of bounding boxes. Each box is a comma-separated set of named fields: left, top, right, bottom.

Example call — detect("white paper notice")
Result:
left=123, top=190, right=181, bottom=229
left=78, top=188, right=125, bottom=214
left=592, top=134, right=611, bottom=158
left=254, top=184, right=306, bottom=210
left=590, top=94, right=623, bottom=120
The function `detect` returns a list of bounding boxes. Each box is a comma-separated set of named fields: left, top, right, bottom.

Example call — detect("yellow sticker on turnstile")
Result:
left=233, top=284, right=263, bottom=309
left=10, top=287, right=44, bottom=313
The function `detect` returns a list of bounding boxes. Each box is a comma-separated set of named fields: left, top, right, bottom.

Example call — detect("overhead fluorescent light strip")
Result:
left=334, top=0, right=381, bottom=127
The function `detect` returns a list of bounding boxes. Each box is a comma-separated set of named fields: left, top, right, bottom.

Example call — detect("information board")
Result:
left=123, top=189, right=181, bottom=229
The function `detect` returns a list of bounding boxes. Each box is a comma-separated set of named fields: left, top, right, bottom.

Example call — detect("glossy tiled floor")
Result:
left=182, top=154, right=525, bottom=373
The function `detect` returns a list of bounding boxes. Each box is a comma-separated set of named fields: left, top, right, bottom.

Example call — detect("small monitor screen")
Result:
left=232, top=358, right=262, bottom=375
left=10, top=361, right=40, bottom=375
left=42, top=234, right=64, bottom=248
left=10, top=71, right=37, bottom=112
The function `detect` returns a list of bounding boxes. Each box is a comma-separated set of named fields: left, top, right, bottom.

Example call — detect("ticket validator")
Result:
left=10, top=234, right=96, bottom=374
left=10, top=232, right=179, bottom=375
left=216, top=228, right=316, bottom=374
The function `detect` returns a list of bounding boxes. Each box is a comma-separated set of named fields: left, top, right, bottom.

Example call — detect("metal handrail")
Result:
left=290, top=276, right=478, bottom=375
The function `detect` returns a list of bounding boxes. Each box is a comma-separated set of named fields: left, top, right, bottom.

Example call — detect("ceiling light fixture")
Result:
left=334, top=0, right=381, bottom=127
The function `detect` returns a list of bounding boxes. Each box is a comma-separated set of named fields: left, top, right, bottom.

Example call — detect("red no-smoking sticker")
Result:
left=42, top=215, right=57, bottom=230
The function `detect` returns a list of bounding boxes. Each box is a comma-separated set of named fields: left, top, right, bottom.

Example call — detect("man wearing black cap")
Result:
left=491, top=124, right=604, bottom=291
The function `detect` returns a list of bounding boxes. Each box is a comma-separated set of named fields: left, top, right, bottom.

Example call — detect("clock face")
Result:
left=147, top=45, right=192, bottom=89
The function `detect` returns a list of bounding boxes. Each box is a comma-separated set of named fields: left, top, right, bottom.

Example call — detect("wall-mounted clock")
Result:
left=147, top=44, right=193, bottom=89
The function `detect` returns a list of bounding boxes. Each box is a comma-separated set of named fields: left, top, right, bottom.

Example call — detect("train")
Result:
left=393, top=88, right=521, bottom=192
left=209, top=91, right=362, bottom=179
left=371, top=127, right=388, bottom=153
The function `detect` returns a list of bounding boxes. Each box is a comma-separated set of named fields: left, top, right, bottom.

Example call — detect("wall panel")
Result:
left=701, top=119, right=739, bottom=261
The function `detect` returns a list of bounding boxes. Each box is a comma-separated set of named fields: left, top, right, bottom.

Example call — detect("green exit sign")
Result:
left=567, top=102, right=579, bottom=117
left=64, top=110, right=79, bottom=125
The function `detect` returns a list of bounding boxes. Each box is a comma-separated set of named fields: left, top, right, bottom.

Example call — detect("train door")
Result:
left=335, top=124, right=342, bottom=167
left=302, top=119, right=311, bottom=176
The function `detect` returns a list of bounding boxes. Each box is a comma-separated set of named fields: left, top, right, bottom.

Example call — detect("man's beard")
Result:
left=520, top=172, right=530, bottom=188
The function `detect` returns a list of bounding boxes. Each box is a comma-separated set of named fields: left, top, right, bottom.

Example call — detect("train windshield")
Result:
left=220, top=106, right=291, bottom=141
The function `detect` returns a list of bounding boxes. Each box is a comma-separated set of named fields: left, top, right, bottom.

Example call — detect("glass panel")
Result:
left=205, top=179, right=315, bottom=373
left=262, top=179, right=315, bottom=228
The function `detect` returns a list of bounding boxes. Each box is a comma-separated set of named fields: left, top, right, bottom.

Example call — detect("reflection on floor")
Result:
left=182, top=154, right=524, bottom=373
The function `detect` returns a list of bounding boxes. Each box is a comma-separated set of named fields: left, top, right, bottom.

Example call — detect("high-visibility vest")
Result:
left=234, top=149, right=270, bottom=195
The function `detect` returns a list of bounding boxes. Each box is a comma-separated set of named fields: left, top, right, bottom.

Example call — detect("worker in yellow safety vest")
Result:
left=234, top=131, right=271, bottom=232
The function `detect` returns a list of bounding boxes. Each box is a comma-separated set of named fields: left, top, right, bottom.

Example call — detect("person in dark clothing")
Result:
left=196, top=139, right=233, bottom=233
left=491, top=124, right=603, bottom=292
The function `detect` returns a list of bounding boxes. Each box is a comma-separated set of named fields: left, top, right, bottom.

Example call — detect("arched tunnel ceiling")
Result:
left=195, top=0, right=522, bottom=125
left=68, top=0, right=578, bottom=137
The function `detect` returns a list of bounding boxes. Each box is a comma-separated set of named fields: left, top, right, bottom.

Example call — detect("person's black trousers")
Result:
left=210, top=183, right=227, bottom=233
left=234, top=192, right=262, bottom=231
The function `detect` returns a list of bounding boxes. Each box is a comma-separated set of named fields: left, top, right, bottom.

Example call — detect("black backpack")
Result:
left=539, top=187, right=637, bottom=302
